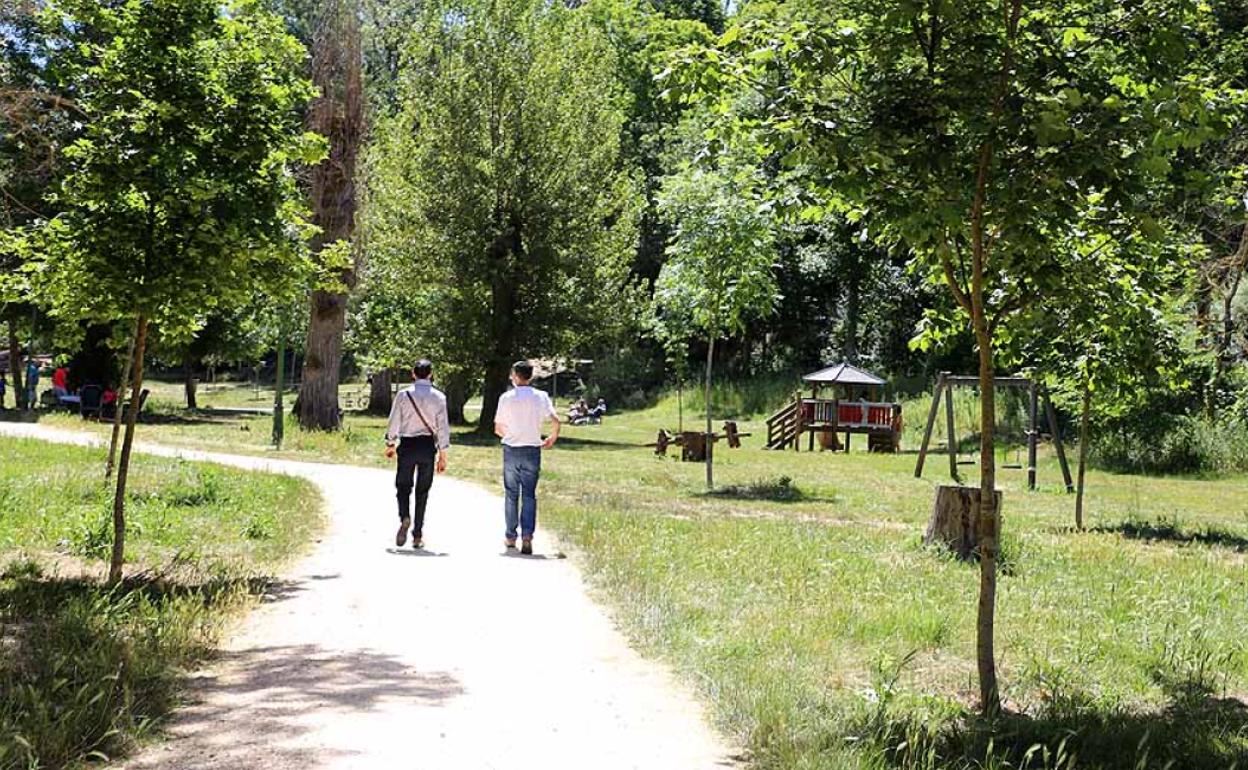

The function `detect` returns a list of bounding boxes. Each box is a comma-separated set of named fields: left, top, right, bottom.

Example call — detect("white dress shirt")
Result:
left=495, top=386, right=557, bottom=447
left=386, top=380, right=451, bottom=450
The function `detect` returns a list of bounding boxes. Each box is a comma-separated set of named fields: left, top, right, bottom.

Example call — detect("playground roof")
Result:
left=802, top=362, right=886, bottom=386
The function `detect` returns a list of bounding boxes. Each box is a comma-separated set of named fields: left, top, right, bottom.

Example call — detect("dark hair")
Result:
left=412, top=359, right=433, bottom=379
left=512, top=360, right=534, bottom=381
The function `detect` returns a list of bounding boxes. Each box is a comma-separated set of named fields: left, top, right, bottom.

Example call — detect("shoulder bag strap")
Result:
left=404, top=390, right=437, bottom=437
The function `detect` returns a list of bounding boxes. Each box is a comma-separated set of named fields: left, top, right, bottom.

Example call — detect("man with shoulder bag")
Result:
left=384, top=360, right=451, bottom=549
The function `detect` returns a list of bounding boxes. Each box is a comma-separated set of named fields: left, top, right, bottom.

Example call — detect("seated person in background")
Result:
left=567, top=398, right=588, bottom=423
left=589, top=397, right=607, bottom=421
left=101, top=386, right=118, bottom=418
left=52, top=365, right=69, bottom=399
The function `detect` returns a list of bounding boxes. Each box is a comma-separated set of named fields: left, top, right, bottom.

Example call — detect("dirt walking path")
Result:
left=0, top=423, right=740, bottom=770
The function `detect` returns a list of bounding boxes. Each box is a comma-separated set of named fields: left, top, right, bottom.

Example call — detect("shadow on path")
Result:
left=384, top=548, right=450, bottom=557
left=132, top=645, right=464, bottom=770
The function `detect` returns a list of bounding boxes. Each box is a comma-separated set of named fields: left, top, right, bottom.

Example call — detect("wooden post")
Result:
left=272, top=327, right=286, bottom=449
left=794, top=392, right=803, bottom=453
left=1043, top=390, right=1074, bottom=492
left=1027, top=381, right=1038, bottom=490
left=915, top=374, right=945, bottom=478
left=945, top=376, right=958, bottom=480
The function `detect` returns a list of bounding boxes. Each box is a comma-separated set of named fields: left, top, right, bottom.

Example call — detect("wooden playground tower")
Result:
left=913, top=372, right=1074, bottom=492
left=765, top=363, right=904, bottom=453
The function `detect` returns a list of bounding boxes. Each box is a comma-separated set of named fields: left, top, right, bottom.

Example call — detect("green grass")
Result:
left=0, top=437, right=321, bottom=770
left=31, top=385, right=1248, bottom=768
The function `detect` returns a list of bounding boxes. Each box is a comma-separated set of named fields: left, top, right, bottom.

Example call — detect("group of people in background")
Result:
left=567, top=396, right=607, bottom=425
left=384, top=358, right=560, bottom=556
left=0, top=359, right=119, bottom=415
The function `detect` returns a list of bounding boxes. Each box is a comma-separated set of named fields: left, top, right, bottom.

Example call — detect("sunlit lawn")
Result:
left=0, top=436, right=322, bottom=770
left=30, top=383, right=1248, bottom=768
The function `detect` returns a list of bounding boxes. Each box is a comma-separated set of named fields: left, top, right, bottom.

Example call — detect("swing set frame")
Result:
left=914, top=372, right=1074, bottom=492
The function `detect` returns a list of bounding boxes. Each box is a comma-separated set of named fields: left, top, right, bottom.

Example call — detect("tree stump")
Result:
left=924, top=485, right=1003, bottom=560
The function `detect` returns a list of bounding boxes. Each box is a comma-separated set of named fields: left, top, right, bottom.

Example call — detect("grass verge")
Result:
left=0, top=437, right=321, bottom=769
left=28, top=386, right=1248, bottom=768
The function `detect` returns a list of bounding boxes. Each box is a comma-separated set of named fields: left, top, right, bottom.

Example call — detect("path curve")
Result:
left=0, top=423, right=740, bottom=770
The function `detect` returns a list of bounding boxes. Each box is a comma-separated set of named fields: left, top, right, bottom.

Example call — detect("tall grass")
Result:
left=0, top=562, right=256, bottom=769
left=1095, top=413, right=1248, bottom=476
left=0, top=438, right=320, bottom=769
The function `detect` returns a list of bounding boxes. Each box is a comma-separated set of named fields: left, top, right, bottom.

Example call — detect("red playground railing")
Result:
left=801, top=399, right=899, bottom=430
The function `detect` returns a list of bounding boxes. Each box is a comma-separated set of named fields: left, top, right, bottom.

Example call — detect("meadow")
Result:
left=0, top=437, right=321, bottom=769
left=30, top=380, right=1248, bottom=768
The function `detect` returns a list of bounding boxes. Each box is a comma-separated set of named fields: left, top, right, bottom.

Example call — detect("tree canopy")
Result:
left=356, top=0, right=641, bottom=430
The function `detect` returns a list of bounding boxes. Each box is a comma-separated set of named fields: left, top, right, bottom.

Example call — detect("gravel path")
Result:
left=0, top=423, right=740, bottom=770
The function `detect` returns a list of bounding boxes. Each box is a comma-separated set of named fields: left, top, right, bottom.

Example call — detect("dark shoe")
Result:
left=412, top=537, right=424, bottom=550
left=504, top=538, right=517, bottom=550
left=520, top=538, right=533, bottom=556
left=395, top=518, right=411, bottom=547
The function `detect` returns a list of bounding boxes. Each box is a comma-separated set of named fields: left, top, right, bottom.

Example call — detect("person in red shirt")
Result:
left=52, top=366, right=70, bottom=399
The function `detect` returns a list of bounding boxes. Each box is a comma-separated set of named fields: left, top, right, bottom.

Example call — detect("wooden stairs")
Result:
left=765, top=400, right=800, bottom=450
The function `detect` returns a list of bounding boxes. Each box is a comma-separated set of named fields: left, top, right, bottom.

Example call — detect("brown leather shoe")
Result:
left=520, top=538, right=533, bottom=556
left=395, top=518, right=410, bottom=547
left=504, top=538, right=517, bottom=550
left=412, top=537, right=424, bottom=550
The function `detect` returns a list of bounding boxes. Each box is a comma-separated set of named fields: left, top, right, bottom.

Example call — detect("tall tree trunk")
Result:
left=445, top=371, right=469, bottom=425
left=1075, top=383, right=1092, bottom=530
left=479, top=359, right=511, bottom=433
left=183, top=353, right=198, bottom=410
left=299, top=0, right=362, bottom=431
left=971, top=304, right=999, bottom=716
left=705, top=333, right=716, bottom=490
left=970, top=139, right=1001, bottom=717
left=478, top=232, right=520, bottom=433
left=367, top=369, right=392, bottom=416
left=678, top=378, right=684, bottom=434
left=1211, top=223, right=1248, bottom=405
left=273, top=328, right=286, bottom=448
left=6, top=311, right=24, bottom=410
left=109, top=314, right=148, bottom=586
left=844, top=264, right=861, bottom=363
left=105, top=318, right=138, bottom=480
left=300, top=291, right=347, bottom=430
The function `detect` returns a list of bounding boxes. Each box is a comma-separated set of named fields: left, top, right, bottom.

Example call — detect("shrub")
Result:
left=1093, top=413, right=1248, bottom=475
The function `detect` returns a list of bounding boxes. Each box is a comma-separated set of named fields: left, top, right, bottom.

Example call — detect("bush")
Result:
left=1093, top=413, right=1248, bottom=475
left=706, top=475, right=809, bottom=502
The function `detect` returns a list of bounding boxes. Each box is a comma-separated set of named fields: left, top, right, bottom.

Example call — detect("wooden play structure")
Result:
left=913, top=372, right=1074, bottom=492
left=652, top=421, right=750, bottom=462
left=765, top=363, right=903, bottom=453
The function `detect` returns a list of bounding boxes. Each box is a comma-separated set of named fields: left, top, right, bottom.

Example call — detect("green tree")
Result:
left=653, top=153, right=777, bottom=489
left=29, top=0, right=321, bottom=584
left=584, top=0, right=715, bottom=283
left=358, top=0, right=640, bottom=433
left=1012, top=231, right=1189, bottom=529
left=674, top=0, right=1236, bottom=713
left=1, top=0, right=82, bottom=409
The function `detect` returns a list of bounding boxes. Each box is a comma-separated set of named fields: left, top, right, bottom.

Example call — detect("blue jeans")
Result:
left=503, top=445, right=542, bottom=540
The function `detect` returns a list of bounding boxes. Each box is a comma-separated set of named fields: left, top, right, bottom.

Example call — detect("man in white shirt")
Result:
left=493, top=360, right=560, bottom=555
left=384, top=360, right=451, bottom=549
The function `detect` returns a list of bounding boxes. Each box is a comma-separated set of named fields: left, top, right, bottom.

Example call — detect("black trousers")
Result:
left=396, top=436, right=436, bottom=535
